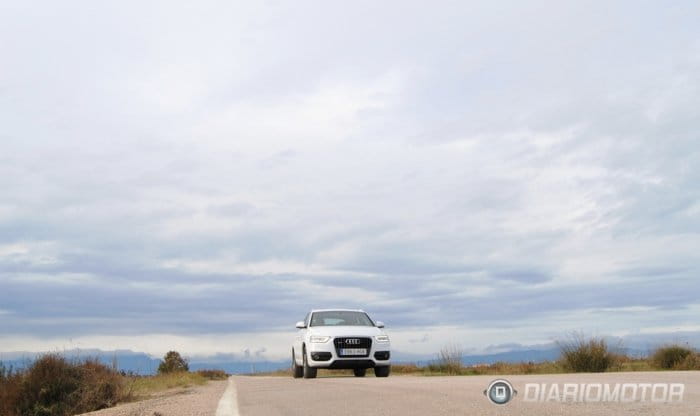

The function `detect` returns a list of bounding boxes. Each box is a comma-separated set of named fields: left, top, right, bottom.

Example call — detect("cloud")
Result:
left=1, top=0, right=699, bottom=359
left=409, top=334, right=430, bottom=344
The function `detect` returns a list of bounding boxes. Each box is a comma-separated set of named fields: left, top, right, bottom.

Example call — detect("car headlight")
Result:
left=375, top=335, right=390, bottom=343
left=310, top=335, right=330, bottom=343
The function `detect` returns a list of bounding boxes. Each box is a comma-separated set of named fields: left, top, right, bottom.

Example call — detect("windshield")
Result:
left=310, top=311, right=374, bottom=327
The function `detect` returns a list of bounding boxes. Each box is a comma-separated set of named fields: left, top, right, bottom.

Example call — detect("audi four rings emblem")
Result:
left=345, top=339, right=360, bottom=345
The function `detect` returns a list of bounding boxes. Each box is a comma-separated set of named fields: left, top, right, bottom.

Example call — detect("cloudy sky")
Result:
left=1, top=1, right=699, bottom=360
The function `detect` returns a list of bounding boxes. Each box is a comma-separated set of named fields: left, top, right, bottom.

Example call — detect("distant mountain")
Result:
left=0, top=349, right=161, bottom=375
left=0, top=348, right=290, bottom=375
left=390, top=347, right=560, bottom=366
left=0, top=339, right=673, bottom=375
left=395, top=342, right=650, bottom=367
left=461, top=348, right=560, bottom=365
left=0, top=347, right=561, bottom=375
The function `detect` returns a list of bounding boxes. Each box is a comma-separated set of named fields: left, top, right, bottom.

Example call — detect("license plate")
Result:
left=340, top=348, right=366, bottom=356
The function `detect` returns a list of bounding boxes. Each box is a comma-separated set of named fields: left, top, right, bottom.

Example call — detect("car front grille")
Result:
left=333, top=337, right=372, bottom=357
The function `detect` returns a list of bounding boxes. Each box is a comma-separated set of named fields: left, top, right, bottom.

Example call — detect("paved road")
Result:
left=234, top=372, right=699, bottom=416
left=84, top=371, right=699, bottom=416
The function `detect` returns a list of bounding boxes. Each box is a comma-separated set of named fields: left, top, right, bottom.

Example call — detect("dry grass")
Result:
left=254, top=337, right=690, bottom=378
left=196, top=369, right=229, bottom=380
left=251, top=367, right=293, bottom=377
left=390, top=363, right=421, bottom=374
left=250, top=367, right=365, bottom=378
left=125, top=372, right=208, bottom=398
left=616, top=355, right=655, bottom=372
left=396, top=360, right=564, bottom=376
left=247, top=353, right=696, bottom=378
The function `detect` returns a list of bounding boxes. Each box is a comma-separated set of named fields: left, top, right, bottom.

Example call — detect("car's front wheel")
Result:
left=302, top=346, right=317, bottom=379
left=353, top=368, right=366, bottom=377
left=292, top=350, right=303, bottom=378
left=374, top=366, right=390, bottom=377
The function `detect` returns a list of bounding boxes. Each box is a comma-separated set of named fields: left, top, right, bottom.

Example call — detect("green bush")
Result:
left=651, top=345, right=694, bottom=369
left=557, top=334, right=619, bottom=372
left=158, top=351, right=189, bottom=374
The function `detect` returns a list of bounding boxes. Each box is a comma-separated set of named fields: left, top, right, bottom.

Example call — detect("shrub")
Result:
left=651, top=345, right=694, bottom=369
left=19, top=355, right=81, bottom=416
left=71, top=359, right=125, bottom=411
left=1, top=363, right=23, bottom=416
left=390, top=363, right=421, bottom=374
left=673, top=352, right=700, bottom=370
left=1, top=354, right=126, bottom=416
left=557, top=333, right=619, bottom=372
left=158, top=351, right=189, bottom=374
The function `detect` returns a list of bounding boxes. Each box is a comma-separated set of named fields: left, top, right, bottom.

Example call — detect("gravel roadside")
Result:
left=79, top=379, right=229, bottom=416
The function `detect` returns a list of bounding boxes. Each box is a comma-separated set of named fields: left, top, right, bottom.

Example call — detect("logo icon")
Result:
left=345, top=339, right=361, bottom=345
left=484, top=379, right=517, bottom=405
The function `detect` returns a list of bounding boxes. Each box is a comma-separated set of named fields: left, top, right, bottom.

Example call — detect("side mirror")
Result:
left=376, top=321, right=385, bottom=328
left=295, top=321, right=306, bottom=329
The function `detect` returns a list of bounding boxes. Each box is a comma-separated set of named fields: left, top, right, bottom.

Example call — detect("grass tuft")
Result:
left=426, top=343, right=464, bottom=375
left=557, top=333, right=620, bottom=372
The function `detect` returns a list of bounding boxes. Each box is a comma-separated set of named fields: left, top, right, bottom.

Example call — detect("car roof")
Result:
left=310, top=309, right=365, bottom=313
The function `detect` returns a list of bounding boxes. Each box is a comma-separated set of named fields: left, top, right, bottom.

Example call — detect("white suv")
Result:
left=292, top=309, right=391, bottom=378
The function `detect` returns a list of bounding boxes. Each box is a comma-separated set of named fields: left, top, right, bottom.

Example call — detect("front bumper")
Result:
left=307, top=337, right=391, bottom=368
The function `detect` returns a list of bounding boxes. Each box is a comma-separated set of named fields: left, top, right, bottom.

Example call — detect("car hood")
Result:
left=308, top=326, right=384, bottom=337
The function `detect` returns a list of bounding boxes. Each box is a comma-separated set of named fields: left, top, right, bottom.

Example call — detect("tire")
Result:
left=302, top=346, right=317, bottom=379
left=292, top=350, right=303, bottom=378
left=353, top=368, right=366, bottom=377
left=374, top=365, right=390, bottom=377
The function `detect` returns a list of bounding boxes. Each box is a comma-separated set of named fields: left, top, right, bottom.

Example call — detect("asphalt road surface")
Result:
left=84, top=371, right=699, bottom=416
